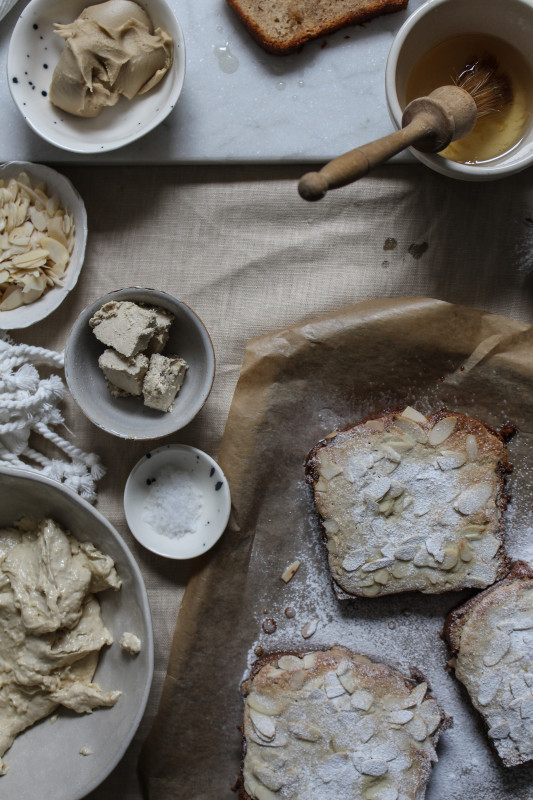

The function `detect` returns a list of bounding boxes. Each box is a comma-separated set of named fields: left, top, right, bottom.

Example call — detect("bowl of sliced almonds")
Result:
left=0, top=161, right=87, bottom=329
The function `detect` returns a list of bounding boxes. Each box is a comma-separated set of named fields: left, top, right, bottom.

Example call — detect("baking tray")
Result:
left=139, top=298, right=533, bottom=799
left=0, top=0, right=424, bottom=164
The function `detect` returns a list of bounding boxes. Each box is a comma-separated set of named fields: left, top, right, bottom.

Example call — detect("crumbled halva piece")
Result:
left=98, top=348, right=149, bottom=396
left=119, top=631, right=142, bottom=655
left=90, top=300, right=156, bottom=357
left=145, top=305, right=175, bottom=354
left=142, top=354, right=188, bottom=412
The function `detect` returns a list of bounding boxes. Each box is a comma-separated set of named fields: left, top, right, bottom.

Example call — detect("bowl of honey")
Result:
left=385, top=0, right=533, bottom=180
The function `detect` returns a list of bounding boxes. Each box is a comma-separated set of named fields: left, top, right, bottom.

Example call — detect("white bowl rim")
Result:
left=0, top=160, right=88, bottom=328
left=124, top=443, right=232, bottom=559
left=0, top=464, right=155, bottom=799
left=385, top=0, right=533, bottom=180
left=64, top=286, right=216, bottom=440
left=6, top=0, right=186, bottom=154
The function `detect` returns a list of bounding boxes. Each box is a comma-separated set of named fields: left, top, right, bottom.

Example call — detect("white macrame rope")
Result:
left=0, top=331, right=106, bottom=502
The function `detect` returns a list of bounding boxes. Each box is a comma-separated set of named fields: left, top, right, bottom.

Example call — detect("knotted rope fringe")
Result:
left=0, top=332, right=105, bottom=502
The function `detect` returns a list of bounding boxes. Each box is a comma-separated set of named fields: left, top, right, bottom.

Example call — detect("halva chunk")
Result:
left=146, top=306, right=175, bottom=354
left=143, top=353, right=188, bottom=412
left=90, top=300, right=156, bottom=357
left=98, top=348, right=149, bottom=396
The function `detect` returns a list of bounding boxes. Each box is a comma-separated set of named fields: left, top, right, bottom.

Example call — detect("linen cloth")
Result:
left=10, top=162, right=533, bottom=798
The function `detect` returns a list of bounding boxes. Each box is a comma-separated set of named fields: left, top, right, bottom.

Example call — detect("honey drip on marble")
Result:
left=405, top=34, right=532, bottom=164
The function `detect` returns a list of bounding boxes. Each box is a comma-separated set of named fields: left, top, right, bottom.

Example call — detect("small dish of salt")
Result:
left=124, top=444, right=231, bottom=559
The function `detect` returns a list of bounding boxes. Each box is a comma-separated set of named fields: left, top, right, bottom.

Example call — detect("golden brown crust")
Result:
left=226, top=0, right=408, bottom=55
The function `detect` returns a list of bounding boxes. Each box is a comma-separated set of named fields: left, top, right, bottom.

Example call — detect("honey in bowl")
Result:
left=405, top=33, right=533, bottom=164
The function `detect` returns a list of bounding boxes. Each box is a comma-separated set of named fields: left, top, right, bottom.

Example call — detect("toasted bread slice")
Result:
left=444, top=562, right=533, bottom=767
left=226, top=0, right=408, bottom=55
left=239, top=646, right=450, bottom=799
left=305, top=407, right=510, bottom=599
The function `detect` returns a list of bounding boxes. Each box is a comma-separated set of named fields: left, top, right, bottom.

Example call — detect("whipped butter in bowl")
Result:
left=7, top=0, right=185, bottom=153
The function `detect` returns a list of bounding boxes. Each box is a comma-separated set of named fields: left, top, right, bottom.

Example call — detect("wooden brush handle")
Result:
left=298, top=112, right=438, bottom=201
left=298, top=87, right=477, bottom=201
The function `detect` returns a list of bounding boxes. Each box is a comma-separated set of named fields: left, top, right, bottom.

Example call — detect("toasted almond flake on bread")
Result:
left=305, top=408, right=511, bottom=599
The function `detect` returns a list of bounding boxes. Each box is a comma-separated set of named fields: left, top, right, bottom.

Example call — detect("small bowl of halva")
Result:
left=7, top=0, right=185, bottom=153
left=64, top=287, right=216, bottom=439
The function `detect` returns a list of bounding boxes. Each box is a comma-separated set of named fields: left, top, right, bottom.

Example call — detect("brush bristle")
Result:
left=455, top=56, right=513, bottom=117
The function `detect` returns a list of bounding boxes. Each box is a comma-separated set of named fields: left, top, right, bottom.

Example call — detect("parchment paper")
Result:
left=139, top=297, right=533, bottom=800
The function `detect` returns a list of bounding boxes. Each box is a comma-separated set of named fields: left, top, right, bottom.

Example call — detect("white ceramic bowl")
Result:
left=385, top=0, right=533, bottom=180
left=124, top=443, right=232, bottom=559
left=7, top=0, right=185, bottom=153
left=0, top=161, right=87, bottom=330
left=0, top=466, right=153, bottom=800
left=64, top=287, right=216, bottom=440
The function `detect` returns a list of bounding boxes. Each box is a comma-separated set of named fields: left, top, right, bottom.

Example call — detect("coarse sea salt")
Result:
left=142, top=464, right=202, bottom=538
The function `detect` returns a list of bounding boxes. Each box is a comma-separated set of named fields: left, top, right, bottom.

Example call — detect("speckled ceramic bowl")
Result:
left=124, top=444, right=232, bottom=558
left=7, top=0, right=185, bottom=153
left=64, top=287, right=216, bottom=439
left=0, top=161, right=87, bottom=330
left=0, top=466, right=153, bottom=800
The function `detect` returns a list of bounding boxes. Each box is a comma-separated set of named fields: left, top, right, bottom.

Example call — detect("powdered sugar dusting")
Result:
left=237, top=351, right=533, bottom=799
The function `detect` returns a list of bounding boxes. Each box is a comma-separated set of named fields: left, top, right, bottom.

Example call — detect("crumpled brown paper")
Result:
left=139, top=297, right=533, bottom=800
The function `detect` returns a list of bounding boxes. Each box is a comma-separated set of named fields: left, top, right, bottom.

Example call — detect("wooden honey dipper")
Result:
left=298, top=56, right=513, bottom=201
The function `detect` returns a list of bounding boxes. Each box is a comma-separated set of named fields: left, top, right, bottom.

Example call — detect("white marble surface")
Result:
left=0, top=0, right=424, bottom=164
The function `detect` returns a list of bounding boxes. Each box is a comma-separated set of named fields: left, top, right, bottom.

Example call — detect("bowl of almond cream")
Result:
left=7, top=0, right=185, bottom=153
left=0, top=466, right=153, bottom=800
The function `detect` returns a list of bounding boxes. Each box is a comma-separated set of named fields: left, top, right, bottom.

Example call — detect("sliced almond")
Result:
left=301, top=619, right=318, bottom=639
left=394, top=417, right=428, bottom=443
left=281, top=560, right=300, bottom=583
left=364, top=418, right=385, bottom=432
left=400, top=406, right=427, bottom=424
left=466, top=433, right=479, bottom=461
left=249, top=708, right=276, bottom=740
left=428, top=416, right=457, bottom=445
left=320, top=460, right=343, bottom=480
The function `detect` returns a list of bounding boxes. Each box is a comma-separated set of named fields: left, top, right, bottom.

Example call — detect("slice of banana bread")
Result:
left=239, top=646, right=450, bottom=799
left=305, top=407, right=511, bottom=598
left=226, top=0, right=408, bottom=55
left=444, top=562, right=533, bottom=767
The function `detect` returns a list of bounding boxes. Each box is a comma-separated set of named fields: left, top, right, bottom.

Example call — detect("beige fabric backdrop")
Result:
left=9, top=162, right=533, bottom=798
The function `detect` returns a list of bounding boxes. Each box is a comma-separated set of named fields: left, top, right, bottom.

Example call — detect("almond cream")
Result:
left=0, top=518, right=122, bottom=776
left=49, top=0, right=173, bottom=118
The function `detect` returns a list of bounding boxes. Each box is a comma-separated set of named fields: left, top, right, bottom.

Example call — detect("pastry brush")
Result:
left=298, top=56, right=513, bottom=201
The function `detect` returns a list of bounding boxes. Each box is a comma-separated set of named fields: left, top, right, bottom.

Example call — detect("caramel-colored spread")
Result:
left=49, top=0, right=173, bottom=118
